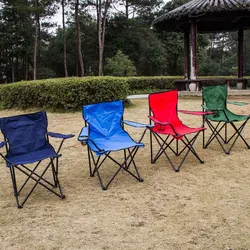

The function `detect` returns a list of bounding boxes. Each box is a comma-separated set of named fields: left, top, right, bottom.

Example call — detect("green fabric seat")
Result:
left=202, top=85, right=250, bottom=154
left=205, top=109, right=248, bottom=122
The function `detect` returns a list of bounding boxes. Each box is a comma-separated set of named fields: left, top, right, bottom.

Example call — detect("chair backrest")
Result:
left=202, top=85, right=227, bottom=110
left=0, top=111, right=48, bottom=157
left=148, top=90, right=181, bottom=124
left=83, top=100, right=124, bottom=139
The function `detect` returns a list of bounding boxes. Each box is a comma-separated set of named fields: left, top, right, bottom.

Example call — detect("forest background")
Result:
left=1, top=0, right=250, bottom=84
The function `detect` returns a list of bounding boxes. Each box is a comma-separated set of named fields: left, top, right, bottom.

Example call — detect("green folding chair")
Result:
left=202, top=85, right=250, bottom=154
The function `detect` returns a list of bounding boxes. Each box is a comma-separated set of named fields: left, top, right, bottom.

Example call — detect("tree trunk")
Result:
left=33, top=19, right=38, bottom=80
left=125, top=0, right=129, bottom=19
left=25, top=54, right=29, bottom=80
left=75, top=0, right=84, bottom=76
left=33, top=0, right=39, bottom=80
left=11, top=58, right=15, bottom=83
left=97, top=0, right=102, bottom=76
left=62, top=0, right=68, bottom=77
left=97, top=0, right=110, bottom=76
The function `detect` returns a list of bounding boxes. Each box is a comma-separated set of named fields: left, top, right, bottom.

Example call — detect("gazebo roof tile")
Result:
left=153, top=0, right=250, bottom=32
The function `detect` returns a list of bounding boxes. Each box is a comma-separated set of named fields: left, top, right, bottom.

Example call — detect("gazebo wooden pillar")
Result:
left=184, top=30, right=190, bottom=80
left=189, top=20, right=197, bottom=80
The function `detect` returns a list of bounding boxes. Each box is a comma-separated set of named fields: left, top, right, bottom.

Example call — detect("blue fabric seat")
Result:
left=0, top=111, right=74, bottom=208
left=6, top=145, right=59, bottom=167
left=78, top=100, right=149, bottom=190
left=87, top=131, right=144, bottom=155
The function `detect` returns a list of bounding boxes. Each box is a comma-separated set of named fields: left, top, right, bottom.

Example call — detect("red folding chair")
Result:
left=148, top=90, right=210, bottom=172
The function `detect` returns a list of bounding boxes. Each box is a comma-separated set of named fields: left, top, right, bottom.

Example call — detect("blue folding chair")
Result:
left=78, top=100, right=151, bottom=190
left=0, top=111, right=74, bottom=208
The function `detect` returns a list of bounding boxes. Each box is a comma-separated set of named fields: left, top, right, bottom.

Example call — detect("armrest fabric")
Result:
left=178, top=110, right=214, bottom=116
left=227, top=101, right=250, bottom=106
left=123, top=120, right=154, bottom=128
left=148, top=116, right=171, bottom=126
left=0, top=141, right=6, bottom=148
left=78, top=127, right=89, bottom=141
left=47, top=132, right=75, bottom=139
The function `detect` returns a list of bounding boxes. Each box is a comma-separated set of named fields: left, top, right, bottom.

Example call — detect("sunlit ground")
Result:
left=0, top=97, right=250, bottom=250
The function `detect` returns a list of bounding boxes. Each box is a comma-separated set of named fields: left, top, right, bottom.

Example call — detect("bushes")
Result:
left=126, top=76, right=177, bottom=93
left=0, top=77, right=129, bottom=110
left=105, top=50, right=137, bottom=76
left=0, top=76, right=178, bottom=111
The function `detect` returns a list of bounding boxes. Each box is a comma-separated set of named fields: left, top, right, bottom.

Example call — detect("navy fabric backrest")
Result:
left=83, top=100, right=124, bottom=139
left=0, top=111, right=48, bottom=157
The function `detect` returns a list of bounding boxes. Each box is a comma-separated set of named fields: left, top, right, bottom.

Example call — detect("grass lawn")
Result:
left=0, top=97, right=250, bottom=250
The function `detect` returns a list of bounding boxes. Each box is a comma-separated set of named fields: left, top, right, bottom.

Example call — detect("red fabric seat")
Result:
left=152, top=123, right=204, bottom=137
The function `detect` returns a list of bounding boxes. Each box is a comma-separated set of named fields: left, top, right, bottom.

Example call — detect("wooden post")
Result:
left=189, top=19, right=197, bottom=80
left=184, top=30, right=190, bottom=80
left=238, top=28, right=244, bottom=78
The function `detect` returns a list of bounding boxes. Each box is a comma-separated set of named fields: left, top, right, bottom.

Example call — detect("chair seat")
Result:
left=205, top=109, right=249, bottom=122
left=89, top=133, right=144, bottom=155
left=6, top=145, right=58, bottom=167
left=152, top=123, right=205, bottom=137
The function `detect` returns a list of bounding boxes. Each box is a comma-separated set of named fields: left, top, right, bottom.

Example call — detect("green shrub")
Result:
left=0, top=77, right=129, bottom=110
left=126, top=76, right=178, bottom=93
left=0, top=76, right=195, bottom=111
left=105, top=50, right=137, bottom=77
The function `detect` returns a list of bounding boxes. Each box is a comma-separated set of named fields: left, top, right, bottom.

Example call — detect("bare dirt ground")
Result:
left=0, top=97, right=250, bottom=250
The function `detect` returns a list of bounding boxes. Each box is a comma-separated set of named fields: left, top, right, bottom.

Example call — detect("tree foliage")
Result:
left=105, top=50, right=137, bottom=76
left=0, top=0, right=249, bottom=83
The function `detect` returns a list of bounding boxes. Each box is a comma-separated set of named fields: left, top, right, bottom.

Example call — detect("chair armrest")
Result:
left=149, top=116, right=179, bottom=135
left=227, top=101, right=250, bottom=106
left=47, top=132, right=75, bottom=139
left=202, top=106, right=230, bottom=120
left=122, top=120, right=154, bottom=128
left=178, top=110, right=213, bottom=116
left=0, top=141, right=6, bottom=148
left=148, top=116, right=171, bottom=126
left=201, top=105, right=224, bottom=112
left=77, top=127, right=105, bottom=152
left=78, top=127, right=89, bottom=141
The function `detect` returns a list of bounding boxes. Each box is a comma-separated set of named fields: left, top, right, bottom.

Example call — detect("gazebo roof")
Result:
left=153, top=0, right=250, bottom=32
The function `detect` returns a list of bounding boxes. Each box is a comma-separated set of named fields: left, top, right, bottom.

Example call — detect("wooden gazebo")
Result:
left=153, top=0, right=250, bottom=84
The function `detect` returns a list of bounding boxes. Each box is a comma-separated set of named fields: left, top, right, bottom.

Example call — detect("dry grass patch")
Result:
left=0, top=97, right=250, bottom=250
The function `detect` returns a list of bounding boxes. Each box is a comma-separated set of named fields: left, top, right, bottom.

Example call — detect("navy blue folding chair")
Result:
left=0, top=111, right=74, bottom=208
left=78, top=100, right=151, bottom=190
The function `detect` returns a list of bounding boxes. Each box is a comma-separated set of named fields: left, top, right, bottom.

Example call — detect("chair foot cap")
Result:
left=102, top=187, right=107, bottom=191
left=139, top=178, right=144, bottom=182
left=18, top=205, right=23, bottom=209
left=200, top=161, right=205, bottom=164
left=226, top=152, right=230, bottom=155
left=175, top=169, right=180, bottom=173
left=61, top=195, right=66, bottom=199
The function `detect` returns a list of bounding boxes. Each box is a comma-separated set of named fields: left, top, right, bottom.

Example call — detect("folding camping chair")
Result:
left=148, top=90, right=208, bottom=172
left=202, top=84, right=250, bottom=154
left=78, top=100, right=151, bottom=190
left=0, top=111, right=74, bottom=208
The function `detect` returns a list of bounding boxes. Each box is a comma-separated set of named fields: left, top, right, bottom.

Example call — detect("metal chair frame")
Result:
left=202, top=89, right=250, bottom=155
left=0, top=112, right=74, bottom=208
